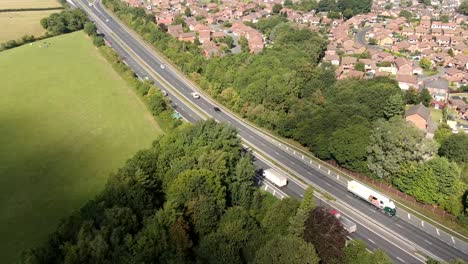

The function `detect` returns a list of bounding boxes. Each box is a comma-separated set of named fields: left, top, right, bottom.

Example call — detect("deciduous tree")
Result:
left=303, top=207, right=347, bottom=264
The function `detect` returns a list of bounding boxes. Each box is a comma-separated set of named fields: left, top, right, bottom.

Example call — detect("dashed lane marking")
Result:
left=396, top=257, right=406, bottom=263
left=367, top=238, right=376, bottom=244
left=424, top=239, right=432, bottom=245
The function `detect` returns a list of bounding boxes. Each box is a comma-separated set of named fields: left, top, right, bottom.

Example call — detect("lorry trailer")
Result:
left=263, top=168, right=288, bottom=187
left=347, top=180, right=396, bottom=216
left=329, top=210, right=357, bottom=234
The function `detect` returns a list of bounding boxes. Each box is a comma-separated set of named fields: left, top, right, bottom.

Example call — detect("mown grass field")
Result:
left=0, top=10, right=55, bottom=43
left=0, top=31, right=162, bottom=263
left=0, top=0, right=62, bottom=9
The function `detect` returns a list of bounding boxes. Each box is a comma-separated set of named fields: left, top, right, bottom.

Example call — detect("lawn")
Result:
left=0, top=31, right=162, bottom=263
left=430, top=108, right=443, bottom=124
left=0, top=0, right=62, bottom=9
left=0, top=11, right=55, bottom=43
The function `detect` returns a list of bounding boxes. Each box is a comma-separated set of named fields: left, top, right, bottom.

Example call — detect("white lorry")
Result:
left=263, top=168, right=288, bottom=187
left=328, top=210, right=357, bottom=234
left=347, top=180, right=397, bottom=216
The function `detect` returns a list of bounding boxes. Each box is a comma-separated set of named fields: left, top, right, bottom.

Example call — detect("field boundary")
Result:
left=0, top=7, right=64, bottom=12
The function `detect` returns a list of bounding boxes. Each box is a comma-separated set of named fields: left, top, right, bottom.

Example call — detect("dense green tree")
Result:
left=41, top=9, right=89, bottom=35
left=304, top=207, right=347, bottom=264
left=383, top=93, right=405, bottom=119
left=317, top=0, right=336, bottom=12
left=93, top=35, right=105, bottom=47
left=343, top=8, right=354, bottom=19
left=355, top=62, right=365, bottom=72
left=399, top=10, right=413, bottom=20
left=460, top=1, right=468, bottom=15
left=84, top=22, right=97, bottom=36
left=405, top=87, right=420, bottom=104
left=419, top=88, right=433, bottom=107
left=329, top=124, right=371, bottom=173
left=367, top=117, right=438, bottom=179
left=434, top=123, right=452, bottom=145
left=420, top=57, right=432, bottom=70
left=439, top=134, right=468, bottom=163
left=336, top=0, right=372, bottom=15
left=341, top=240, right=392, bottom=264
left=289, top=187, right=316, bottom=237
left=440, top=15, right=449, bottom=23
left=261, top=198, right=300, bottom=238
left=254, top=235, right=320, bottom=264
left=229, top=154, right=256, bottom=208
left=273, top=3, right=283, bottom=14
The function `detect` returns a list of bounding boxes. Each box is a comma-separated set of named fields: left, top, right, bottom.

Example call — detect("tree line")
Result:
left=1, top=8, right=88, bottom=52
left=20, top=120, right=395, bottom=264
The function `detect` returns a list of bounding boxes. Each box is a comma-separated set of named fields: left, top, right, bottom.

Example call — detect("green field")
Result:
left=0, top=31, right=162, bottom=263
left=0, top=10, right=55, bottom=43
left=0, top=0, right=62, bottom=9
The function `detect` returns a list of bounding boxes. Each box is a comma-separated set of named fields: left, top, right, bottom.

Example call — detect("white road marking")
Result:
left=367, top=238, right=376, bottom=244
left=325, top=182, right=332, bottom=187
left=274, top=151, right=280, bottom=155
left=396, top=257, right=406, bottom=263
left=424, top=239, right=432, bottom=245
left=436, top=229, right=440, bottom=235
left=395, top=223, right=403, bottom=228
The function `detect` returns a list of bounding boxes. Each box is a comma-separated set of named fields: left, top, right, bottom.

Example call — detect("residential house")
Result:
left=201, top=41, right=221, bottom=58
left=445, top=68, right=466, bottom=85
left=423, top=77, right=449, bottom=102
left=405, top=103, right=436, bottom=138
left=167, top=24, right=183, bottom=38
left=397, top=74, right=418, bottom=90
left=359, top=59, right=376, bottom=73
left=342, top=56, right=357, bottom=70
left=448, top=98, right=468, bottom=119
left=324, top=54, right=340, bottom=66
left=395, top=57, right=413, bottom=75
left=178, top=32, right=196, bottom=43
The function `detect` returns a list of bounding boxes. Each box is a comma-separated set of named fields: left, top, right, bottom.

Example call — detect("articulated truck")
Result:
left=263, top=169, right=288, bottom=187
left=347, top=180, right=397, bottom=217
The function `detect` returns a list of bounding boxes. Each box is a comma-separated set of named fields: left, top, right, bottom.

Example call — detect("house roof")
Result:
left=396, top=74, right=418, bottom=85
left=405, top=103, right=431, bottom=121
left=342, top=56, right=357, bottom=64
left=424, top=78, right=449, bottom=90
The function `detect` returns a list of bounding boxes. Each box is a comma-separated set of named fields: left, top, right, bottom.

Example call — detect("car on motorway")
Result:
left=160, top=64, right=165, bottom=69
left=191, top=92, right=200, bottom=99
left=106, top=19, right=109, bottom=22
left=213, top=107, right=221, bottom=112
left=88, top=2, right=93, bottom=6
